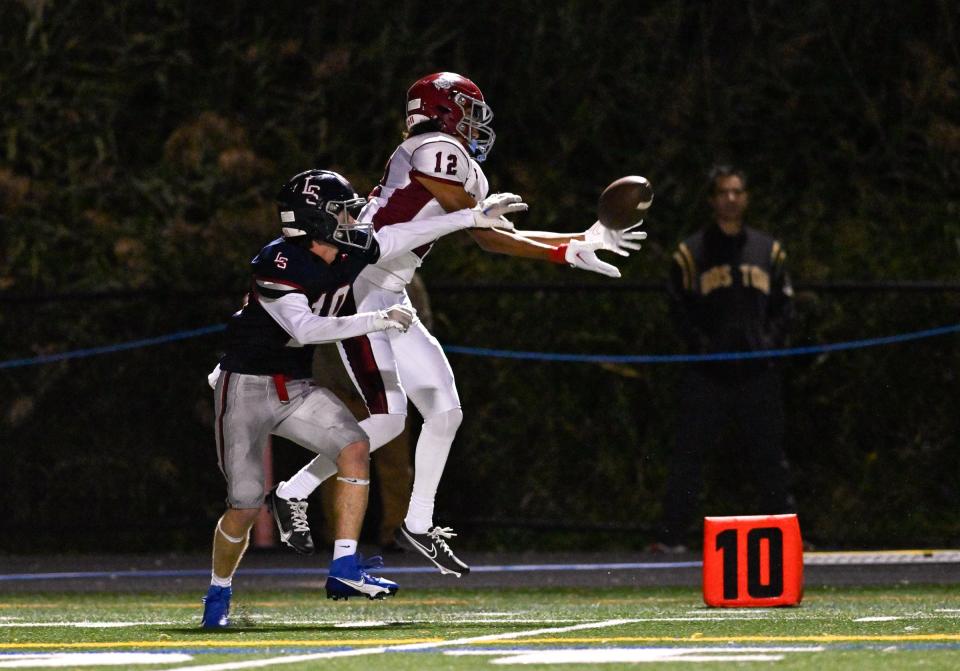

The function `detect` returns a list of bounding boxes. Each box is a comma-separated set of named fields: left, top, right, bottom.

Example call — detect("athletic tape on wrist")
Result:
left=336, top=476, right=370, bottom=486
left=549, top=244, right=569, bottom=265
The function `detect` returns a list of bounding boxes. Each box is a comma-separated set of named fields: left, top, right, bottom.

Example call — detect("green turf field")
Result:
left=1, top=585, right=959, bottom=669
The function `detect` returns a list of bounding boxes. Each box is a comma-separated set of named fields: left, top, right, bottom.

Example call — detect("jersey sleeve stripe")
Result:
left=254, top=277, right=306, bottom=292
left=254, top=276, right=307, bottom=301
left=677, top=243, right=697, bottom=291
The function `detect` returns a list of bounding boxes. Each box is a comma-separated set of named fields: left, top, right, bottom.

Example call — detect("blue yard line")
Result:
left=0, top=561, right=699, bottom=582
left=2, top=323, right=958, bottom=369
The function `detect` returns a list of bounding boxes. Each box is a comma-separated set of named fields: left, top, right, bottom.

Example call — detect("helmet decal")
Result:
left=301, top=175, right=325, bottom=205
left=275, top=170, right=373, bottom=253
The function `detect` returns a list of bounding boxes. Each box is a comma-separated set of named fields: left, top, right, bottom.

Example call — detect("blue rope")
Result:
left=0, top=324, right=226, bottom=370
left=444, top=323, right=960, bottom=363
left=1, top=322, right=957, bottom=370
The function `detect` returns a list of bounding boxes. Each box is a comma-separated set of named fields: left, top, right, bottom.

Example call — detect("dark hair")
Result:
left=403, top=118, right=443, bottom=139
left=707, top=164, right=748, bottom=193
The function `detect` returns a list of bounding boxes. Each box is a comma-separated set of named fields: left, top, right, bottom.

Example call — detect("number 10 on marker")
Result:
left=702, top=514, right=804, bottom=607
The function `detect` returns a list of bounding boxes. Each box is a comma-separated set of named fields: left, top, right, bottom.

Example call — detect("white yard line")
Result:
left=0, top=653, right=192, bottom=668
left=162, top=618, right=640, bottom=671
left=447, top=646, right=825, bottom=665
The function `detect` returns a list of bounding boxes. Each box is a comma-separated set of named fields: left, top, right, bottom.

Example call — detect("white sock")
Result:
left=333, top=539, right=357, bottom=561
left=210, top=573, right=232, bottom=588
left=405, top=496, right=434, bottom=535
left=276, top=474, right=322, bottom=501
left=403, top=408, right=462, bottom=534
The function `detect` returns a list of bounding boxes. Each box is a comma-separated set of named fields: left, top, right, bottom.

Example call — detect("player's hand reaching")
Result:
left=373, top=304, right=417, bottom=333
left=471, top=192, right=528, bottom=231
left=584, top=220, right=647, bottom=257
left=562, top=239, right=623, bottom=278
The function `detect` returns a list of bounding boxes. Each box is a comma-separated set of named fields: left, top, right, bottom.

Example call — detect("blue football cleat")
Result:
left=325, top=554, right=399, bottom=601
left=201, top=585, right=232, bottom=628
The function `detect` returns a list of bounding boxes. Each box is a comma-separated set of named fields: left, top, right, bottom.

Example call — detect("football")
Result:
left=597, top=175, right=654, bottom=230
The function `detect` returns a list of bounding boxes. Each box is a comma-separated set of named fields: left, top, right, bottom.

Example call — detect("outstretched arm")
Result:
left=414, top=174, right=557, bottom=258
left=375, top=193, right=527, bottom=263
left=413, top=175, right=626, bottom=276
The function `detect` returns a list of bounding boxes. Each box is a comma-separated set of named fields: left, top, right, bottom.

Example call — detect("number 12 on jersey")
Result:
left=702, top=514, right=804, bottom=607
left=433, top=151, right=458, bottom=176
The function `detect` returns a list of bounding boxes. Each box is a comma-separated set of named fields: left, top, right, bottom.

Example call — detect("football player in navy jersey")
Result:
left=201, top=169, right=523, bottom=628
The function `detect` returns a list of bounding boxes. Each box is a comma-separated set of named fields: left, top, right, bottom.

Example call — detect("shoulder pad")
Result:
left=409, top=137, right=471, bottom=185
left=252, top=240, right=312, bottom=299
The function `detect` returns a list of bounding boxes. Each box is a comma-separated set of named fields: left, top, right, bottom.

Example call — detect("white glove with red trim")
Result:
left=552, top=239, right=622, bottom=278
left=584, top=220, right=647, bottom=257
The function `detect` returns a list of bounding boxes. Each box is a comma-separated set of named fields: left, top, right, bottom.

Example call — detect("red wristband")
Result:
left=549, top=244, right=569, bottom=265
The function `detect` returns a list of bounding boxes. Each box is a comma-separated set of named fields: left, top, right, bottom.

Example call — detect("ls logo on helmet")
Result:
left=433, top=75, right=455, bottom=90
left=301, top=176, right=322, bottom=205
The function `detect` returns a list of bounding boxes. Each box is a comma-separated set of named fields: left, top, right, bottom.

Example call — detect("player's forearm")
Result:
left=284, top=311, right=384, bottom=345
left=513, top=230, right=584, bottom=246
left=261, top=294, right=382, bottom=344
left=468, top=228, right=563, bottom=260
left=374, top=210, right=475, bottom=263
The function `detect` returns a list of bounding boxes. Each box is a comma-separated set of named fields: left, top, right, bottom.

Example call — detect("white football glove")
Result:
left=207, top=364, right=222, bottom=390
left=373, top=304, right=416, bottom=333
left=563, top=239, right=622, bottom=278
left=584, top=220, right=647, bottom=257
left=471, top=192, right=528, bottom=231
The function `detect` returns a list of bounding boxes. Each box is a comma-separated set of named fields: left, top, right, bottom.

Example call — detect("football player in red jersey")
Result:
left=272, top=73, right=646, bottom=577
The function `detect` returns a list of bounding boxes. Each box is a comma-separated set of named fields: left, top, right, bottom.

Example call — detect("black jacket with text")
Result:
left=668, top=223, right=793, bottom=377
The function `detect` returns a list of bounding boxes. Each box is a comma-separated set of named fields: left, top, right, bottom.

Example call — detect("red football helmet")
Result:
left=405, top=72, right=496, bottom=161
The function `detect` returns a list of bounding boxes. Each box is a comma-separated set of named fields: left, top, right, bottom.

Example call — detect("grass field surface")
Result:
left=1, top=584, right=959, bottom=669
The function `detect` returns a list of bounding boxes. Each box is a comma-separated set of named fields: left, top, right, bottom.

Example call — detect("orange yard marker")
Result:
left=702, top=514, right=803, bottom=607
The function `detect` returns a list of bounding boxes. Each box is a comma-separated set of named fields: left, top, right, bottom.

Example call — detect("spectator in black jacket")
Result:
left=652, top=164, right=796, bottom=552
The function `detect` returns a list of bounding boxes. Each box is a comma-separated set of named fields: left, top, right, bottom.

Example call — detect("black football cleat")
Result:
left=268, top=485, right=314, bottom=555
left=395, top=523, right=470, bottom=577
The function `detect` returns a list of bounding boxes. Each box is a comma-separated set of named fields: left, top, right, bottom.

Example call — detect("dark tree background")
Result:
left=1, top=0, right=958, bottom=551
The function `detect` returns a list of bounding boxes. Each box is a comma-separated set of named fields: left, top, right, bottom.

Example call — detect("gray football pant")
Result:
left=213, top=372, right=368, bottom=509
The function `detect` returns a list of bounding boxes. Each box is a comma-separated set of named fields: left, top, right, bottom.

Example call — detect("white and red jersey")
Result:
left=358, top=131, right=489, bottom=290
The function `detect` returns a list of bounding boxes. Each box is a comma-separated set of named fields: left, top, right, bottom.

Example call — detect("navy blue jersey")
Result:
left=219, top=237, right=376, bottom=378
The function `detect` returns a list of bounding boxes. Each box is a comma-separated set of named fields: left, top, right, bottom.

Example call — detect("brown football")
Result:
left=597, top=175, right=654, bottom=230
